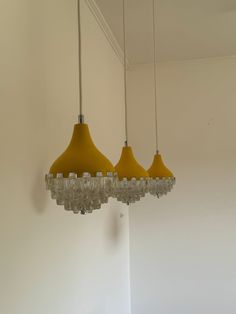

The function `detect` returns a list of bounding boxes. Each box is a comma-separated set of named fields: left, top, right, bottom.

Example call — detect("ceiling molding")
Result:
left=85, top=0, right=128, bottom=66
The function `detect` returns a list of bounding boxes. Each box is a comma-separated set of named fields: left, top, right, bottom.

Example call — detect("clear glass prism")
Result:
left=111, top=178, right=148, bottom=205
left=147, top=177, right=176, bottom=198
left=45, top=172, right=115, bottom=214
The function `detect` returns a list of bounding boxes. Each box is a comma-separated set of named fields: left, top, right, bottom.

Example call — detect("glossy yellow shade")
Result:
left=148, top=153, right=174, bottom=178
left=49, top=123, right=115, bottom=177
left=115, top=146, right=149, bottom=180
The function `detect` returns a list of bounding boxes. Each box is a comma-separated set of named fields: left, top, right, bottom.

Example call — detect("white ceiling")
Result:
left=95, top=0, right=236, bottom=64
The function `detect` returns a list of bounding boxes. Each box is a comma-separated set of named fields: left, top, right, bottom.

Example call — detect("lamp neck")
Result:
left=78, top=114, right=84, bottom=124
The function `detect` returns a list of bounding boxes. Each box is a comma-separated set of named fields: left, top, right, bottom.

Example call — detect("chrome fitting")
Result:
left=78, top=114, right=84, bottom=124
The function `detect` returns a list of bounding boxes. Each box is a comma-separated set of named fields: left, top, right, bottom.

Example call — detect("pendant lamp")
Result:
left=147, top=0, right=175, bottom=197
left=113, top=0, right=149, bottom=205
left=45, top=0, right=116, bottom=214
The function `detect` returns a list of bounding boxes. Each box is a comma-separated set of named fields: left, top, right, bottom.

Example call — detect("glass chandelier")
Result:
left=45, top=0, right=116, bottom=214
left=147, top=0, right=175, bottom=197
left=112, top=0, right=149, bottom=205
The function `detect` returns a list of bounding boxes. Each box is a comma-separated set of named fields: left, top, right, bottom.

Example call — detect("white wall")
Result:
left=0, top=1, right=131, bottom=314
left=128, top=57, right=236, bottom=314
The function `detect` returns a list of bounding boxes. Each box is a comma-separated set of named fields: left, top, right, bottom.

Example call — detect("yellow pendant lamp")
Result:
left=147, top=0, right=175, bottom=197
left=147, top=151, right=175, bottom=197
left=113, top=0, right=149, bottom=205
left=45, top=0, right=116, bottom=214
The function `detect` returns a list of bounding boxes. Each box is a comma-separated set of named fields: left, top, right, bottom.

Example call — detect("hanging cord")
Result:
left=152, top=0, right=159, bottom=153
left=77, top=0, right=84, bottom=123
left=122, top=0, right=128, bottom=146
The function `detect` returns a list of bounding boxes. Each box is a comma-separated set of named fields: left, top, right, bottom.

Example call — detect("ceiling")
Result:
left=95, top=0, right=236, bottom=64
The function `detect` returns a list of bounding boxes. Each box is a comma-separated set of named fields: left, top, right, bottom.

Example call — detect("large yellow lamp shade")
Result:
left=46, top=123, right=116, bottom=214
left=115, top=146, right=149, bottom=180
left=148, top=153, right=173, bottom=178
left=147, top=152, right=175, bottom=197
left=49, top=123, right=115, bottom=177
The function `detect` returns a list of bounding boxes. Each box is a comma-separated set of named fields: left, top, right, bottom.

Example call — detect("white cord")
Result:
left=77, top=0, right=83, bottom=116
left=122, top=0, right=128, bottom=145
left=152, top=0, right=159, bottom=152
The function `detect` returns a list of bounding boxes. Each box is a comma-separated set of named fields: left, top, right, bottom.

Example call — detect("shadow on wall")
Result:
left=30, top=164, right=48, bottom=214
left=106, top=201, right=126, bottom=248
left=27, top=0, right=68, bottom=214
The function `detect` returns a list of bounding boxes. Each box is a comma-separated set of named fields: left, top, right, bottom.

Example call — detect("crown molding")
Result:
left=85, top=0, right=128, bottom=66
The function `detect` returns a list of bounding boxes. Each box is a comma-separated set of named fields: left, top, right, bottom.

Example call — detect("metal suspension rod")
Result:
left=122, top=0, right=128, bottom=145
left=77, top=0, right=83, bottom=121
left=152, top=0, right=159, bottom=152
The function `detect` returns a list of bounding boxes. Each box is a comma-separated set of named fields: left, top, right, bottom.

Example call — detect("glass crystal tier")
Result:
left=45, top=172, right=115, bottom=214
left=112, top=178, right=148, bottom=205
left=147, top=177, right=175, bottom=198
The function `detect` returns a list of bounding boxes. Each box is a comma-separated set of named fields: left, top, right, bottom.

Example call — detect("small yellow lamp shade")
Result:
left=115, top=146, right=149, bottom=180
left=148, top=153, right=174, bottom=178
left=49, top=123, right=115, bottom=177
